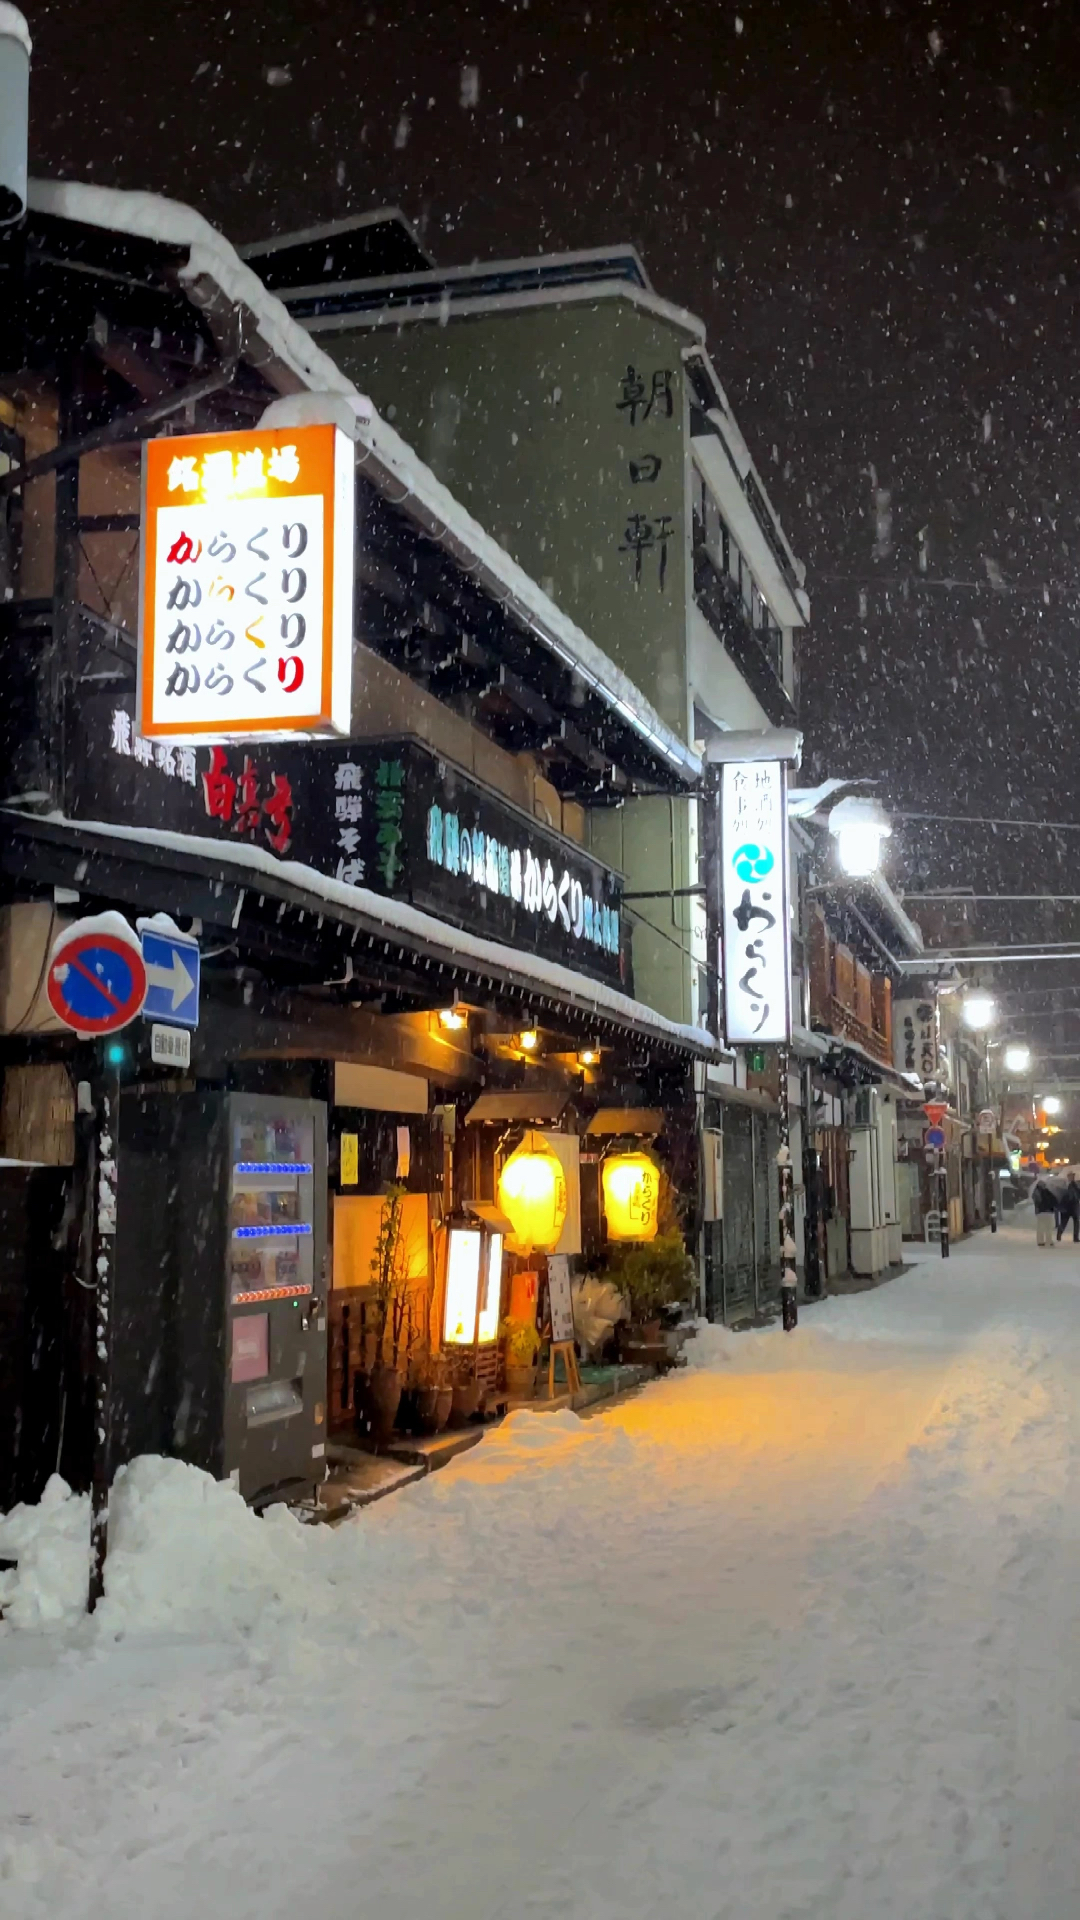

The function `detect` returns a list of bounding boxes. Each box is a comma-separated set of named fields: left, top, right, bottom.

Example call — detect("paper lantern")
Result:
left=602, top=1151, right=660, bottom=1242
left=497, top=1131, right=568, bottom=1253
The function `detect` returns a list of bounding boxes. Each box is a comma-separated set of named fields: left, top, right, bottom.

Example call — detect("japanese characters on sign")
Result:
left=615, top=362, right=678, bottom=593
left=720, top=760, right=791, bottom=1047
left=83, top=700, right=627, bottom=988
left=425, top=798, right=620, bottom=960
left=138, top=424, right=355, bottom=740
left=894, top=999, right=937, bottom=1083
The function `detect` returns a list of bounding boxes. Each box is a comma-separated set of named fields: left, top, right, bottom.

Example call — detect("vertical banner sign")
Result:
left=139, top=423, right=355, bottom=741
left=720, top=760, right=791, bottom=1046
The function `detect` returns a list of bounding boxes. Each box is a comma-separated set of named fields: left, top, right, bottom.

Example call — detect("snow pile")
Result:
left=95, top=1456, right=346, bottom=1640
left=683, top=1318, right=741, bottom=1368
left=0, top=1458, right=356, bottom=1641
left=0, top=1476, right=89, bottom=1631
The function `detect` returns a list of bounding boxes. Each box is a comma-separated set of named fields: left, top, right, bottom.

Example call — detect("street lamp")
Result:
left=1041, top=1096, right=1063, bottom=1116
left=827, top=795, right=892, bottom=877
left=962, top=994, right=997, bottom=1030
left=1004, top=1044, right=1031, bottom=1073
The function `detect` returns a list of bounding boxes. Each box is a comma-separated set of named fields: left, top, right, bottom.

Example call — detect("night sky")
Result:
left=25, top=1, right=1080, bottom=855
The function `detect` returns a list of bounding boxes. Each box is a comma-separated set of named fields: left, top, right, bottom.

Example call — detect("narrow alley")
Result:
left=3, top=1221, right=1079, bottom=1920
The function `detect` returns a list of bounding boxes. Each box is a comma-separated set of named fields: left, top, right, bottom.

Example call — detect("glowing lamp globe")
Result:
left=827, top=795, right=892, bottom=878
left=497, top=1131, right=567, bottom=1253
left=602, top=1152, right=660, bottom=1242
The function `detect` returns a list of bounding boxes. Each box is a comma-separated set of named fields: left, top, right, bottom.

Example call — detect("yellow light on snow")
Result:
left=497, top=1131, right=567, bottom=1253
left=602, top=1152, right=660, bottom=1242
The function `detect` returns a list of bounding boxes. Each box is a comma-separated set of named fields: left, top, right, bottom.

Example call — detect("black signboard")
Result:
left=70, top=694, right=628, bottom=990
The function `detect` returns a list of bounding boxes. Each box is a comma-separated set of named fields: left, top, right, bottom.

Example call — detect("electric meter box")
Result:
left=113, top=1090, right=327, bottom=1505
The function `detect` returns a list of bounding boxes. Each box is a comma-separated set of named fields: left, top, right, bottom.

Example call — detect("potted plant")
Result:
left=607, top=1231, right=695, bottom=1347
left=358, top=1184, right=414, bottom=1446
left=448, top=1352, right=481, bottom=1427
left=501, top=1316, right=541, bottom=1400
left=409, top=1348, right=453, bottom=1435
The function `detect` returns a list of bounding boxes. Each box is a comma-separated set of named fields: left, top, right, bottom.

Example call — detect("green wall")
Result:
left=325, top=300, right=696, bottom=1025
left=330, top=301, right=689, bottom=736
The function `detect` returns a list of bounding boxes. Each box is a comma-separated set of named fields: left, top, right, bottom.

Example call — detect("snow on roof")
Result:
left=0, top=5, right=31, bottom=56
left=26, top=179, right=698, bottom=788
left=44, top=812, right=718, bottom=1059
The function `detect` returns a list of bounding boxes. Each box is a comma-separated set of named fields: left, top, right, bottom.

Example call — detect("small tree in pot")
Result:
left=501, top=1316, right=541, bottom=1400
left=360, top=1184, right=414, bottom=1446
left=607, top=1231, right=695, bottom=1340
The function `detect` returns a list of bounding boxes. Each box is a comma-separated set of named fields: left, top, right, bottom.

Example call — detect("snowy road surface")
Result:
left=4, top=1220, right=1080, bottom=1918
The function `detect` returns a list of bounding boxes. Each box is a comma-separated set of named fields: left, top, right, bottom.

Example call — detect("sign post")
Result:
left=718, top=753, right=797, bottom=1328
left=924, top=1102, right=950, bottom=1261
left=87, top=1059, right=119, bottom=1611
left=44, top=916, right=144, bottom=1609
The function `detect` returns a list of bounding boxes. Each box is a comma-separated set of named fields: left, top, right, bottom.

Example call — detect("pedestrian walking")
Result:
left=1033, top=1176, right=1059, bottom=1247
left=1057, top=1171, right=1080, bottom=1243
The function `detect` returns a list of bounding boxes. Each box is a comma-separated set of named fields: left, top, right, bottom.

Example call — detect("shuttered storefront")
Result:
left=703, top=1100, right=781, bottom=1324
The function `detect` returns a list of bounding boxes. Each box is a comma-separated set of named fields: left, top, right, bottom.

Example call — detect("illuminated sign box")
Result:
left=138, top=424, right=355, bottom=741
left=720, top=760, right=791, bottom=1047
left=74, top=717, right=627, bottom=989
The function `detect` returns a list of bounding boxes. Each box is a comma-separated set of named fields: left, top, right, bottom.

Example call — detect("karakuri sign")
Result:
left=720, top=760, right=791, bottom=1046
left=138, top=423, right=355, bottom=741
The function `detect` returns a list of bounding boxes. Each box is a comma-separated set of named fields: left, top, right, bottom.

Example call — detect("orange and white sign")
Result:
left=138, top=424, right=354, bottom=740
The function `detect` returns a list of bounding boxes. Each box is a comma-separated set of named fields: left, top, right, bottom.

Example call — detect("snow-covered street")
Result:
left=4, top=1220, right=1080, bottom=1918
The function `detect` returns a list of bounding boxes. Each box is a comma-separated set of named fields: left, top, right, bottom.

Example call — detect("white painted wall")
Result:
left=688, top=603, right=773, bottom=733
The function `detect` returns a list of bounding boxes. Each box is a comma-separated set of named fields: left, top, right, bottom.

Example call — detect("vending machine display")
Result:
left=114, top=1091, right=328, bottom=1505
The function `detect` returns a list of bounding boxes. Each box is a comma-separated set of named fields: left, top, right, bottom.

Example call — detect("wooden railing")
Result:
left=827, top=997, right=893, bottom=1068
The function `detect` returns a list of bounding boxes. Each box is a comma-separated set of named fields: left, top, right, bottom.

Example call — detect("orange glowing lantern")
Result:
left=497, top=1131, right=568, bottom=1253
left=602, top=1151, right=660, bottom=1242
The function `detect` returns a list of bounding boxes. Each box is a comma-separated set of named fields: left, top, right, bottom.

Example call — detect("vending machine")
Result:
left=114, top=1090, right=328, bottom=1505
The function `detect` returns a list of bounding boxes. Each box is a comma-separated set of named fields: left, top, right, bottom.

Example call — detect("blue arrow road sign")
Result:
left=140, top=927, right=200, bottom=1028
left=925, top=1125, right=946, bottom=1150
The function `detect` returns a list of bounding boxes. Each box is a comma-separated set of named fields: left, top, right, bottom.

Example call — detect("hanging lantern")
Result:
left=602, top=1151, right=660, bottom=1242
left=497, top=1130, right=567, bottom=1253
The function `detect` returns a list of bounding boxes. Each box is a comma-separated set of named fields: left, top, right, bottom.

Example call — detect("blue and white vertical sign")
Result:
left=139, top=924, right=200, bottom=1028
left=720, top=760, right=791, bottom=1046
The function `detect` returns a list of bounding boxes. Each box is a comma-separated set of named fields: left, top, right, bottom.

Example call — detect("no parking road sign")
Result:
left=46, top=913, right=147, bottom=1036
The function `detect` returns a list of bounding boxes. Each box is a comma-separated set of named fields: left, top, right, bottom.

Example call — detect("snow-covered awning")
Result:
left=2, top=809, right=718, bottom=1061
left=25, top=179, right=700, bottom=795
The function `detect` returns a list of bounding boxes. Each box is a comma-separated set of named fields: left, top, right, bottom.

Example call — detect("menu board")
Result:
left=547, top=1255, right=575, bottom=1345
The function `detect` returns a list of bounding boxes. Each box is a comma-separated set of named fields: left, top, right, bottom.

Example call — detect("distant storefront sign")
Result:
left=894, top=999, right=937, bottom=1082
left=73, top=700, right=626, bottom=989
left=720, top=760, right=791, bottom=1046
left=138, top=424, right=355, bottom=741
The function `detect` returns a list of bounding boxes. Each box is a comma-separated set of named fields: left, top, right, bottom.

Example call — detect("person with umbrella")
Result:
left=1032, top=1173, right=1061, bottom=1247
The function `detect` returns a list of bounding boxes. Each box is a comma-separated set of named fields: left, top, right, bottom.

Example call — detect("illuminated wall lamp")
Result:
left=518, top=1027, right=540, bottom=1053
left=827, top=795, right=892, bottom=878
left=578, top=1046, right=601, bottom=1069
left=438, top=1005, right=469, bottom=1032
